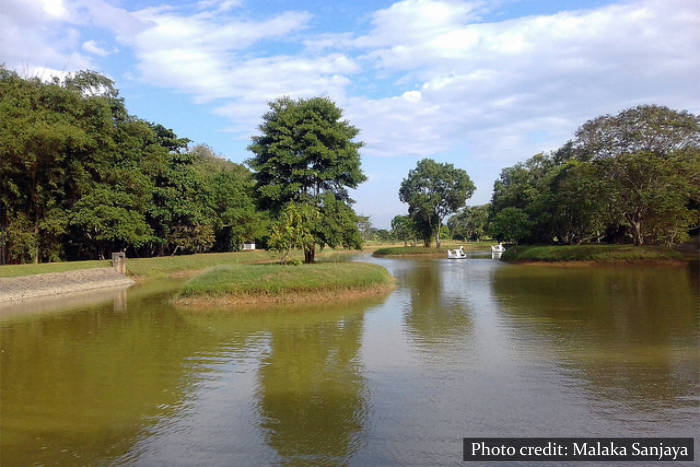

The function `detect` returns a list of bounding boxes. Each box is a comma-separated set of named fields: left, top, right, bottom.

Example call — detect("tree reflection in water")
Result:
left=253, top=301, right=374, bottom=466
left=491, top=263, right=699, bottom=417
left=396, top=260, right=473, bottom=350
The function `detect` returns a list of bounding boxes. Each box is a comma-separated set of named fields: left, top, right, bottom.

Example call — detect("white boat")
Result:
left=491, top=242, right=506, bottom=253
left=447, top=246, right=467, bottom=259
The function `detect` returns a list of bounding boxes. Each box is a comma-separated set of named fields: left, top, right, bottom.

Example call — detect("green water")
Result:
left=1, top=257, right=698, bottom=465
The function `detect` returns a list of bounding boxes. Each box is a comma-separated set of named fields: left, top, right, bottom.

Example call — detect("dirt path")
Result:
left=0, top=268, right=134, bottom=303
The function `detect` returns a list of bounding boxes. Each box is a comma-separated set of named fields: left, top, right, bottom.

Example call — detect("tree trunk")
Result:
left=304, top=246, right=315, bottom=264
left=435, top=225, right=441, bottom=248
left=626, top=211, right=643, bottom=246
left=631, top=220, right=643, bottom=246
left=0, top=228, right=5, bottom=265
left=33, top=222, right=39, bottom=264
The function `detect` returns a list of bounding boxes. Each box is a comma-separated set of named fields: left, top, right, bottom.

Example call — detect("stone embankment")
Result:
left=0, top=268, right=134, bottom=303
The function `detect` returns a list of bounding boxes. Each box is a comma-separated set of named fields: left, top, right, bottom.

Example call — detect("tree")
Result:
left=575, top=106, right=700, bottom=245
left=356, top=215, right=372, bottom=240
left=269, top=202, right=319, bottom=264
left=448, top=204, right=489, bottom=241
left=391, top=215, right=417, bottom=246
left=399, top=159, right=475, bottom=247
left=193, top=146, right=269, bottom=251
left=593, top=151, right=699, bottom=245
left=488, top=207, right=532, bottom=244
left=547, top=161, right=607, bottom=244
left=0, top=67, right=269, bottom=263
left=247, top=97, right=366, bottom=263
left=0, top=68, right=111, bottom=262
left=574, top=105, right=699, bottom=161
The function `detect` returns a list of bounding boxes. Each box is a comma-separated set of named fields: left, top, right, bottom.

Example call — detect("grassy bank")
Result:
left=175, top=262, right=395, bottom=306
left=501, top=244, right=685, bottom=263
left=0, top=251, right=275, bottom=279
left=373, top=242, right=491, bottom=257
left=0, top=259, right=112, bottom=278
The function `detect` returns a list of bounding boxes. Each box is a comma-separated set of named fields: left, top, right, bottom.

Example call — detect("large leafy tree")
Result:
left=592, top=151, right=698, bottom=245
left=399, top=159, right=475, bottom=247
left=190, top=144, right=269, bottom=251
left=0, top=68, right=108, bottom=262
left=489, top=105, right=700, bottom=246
left=575, top=106, right=700, bottom=245
left=247, top=97, right=366, bottom=263
left=1, top=67, right=266, bottom=263
left=574, top=105, right=699, bottom=160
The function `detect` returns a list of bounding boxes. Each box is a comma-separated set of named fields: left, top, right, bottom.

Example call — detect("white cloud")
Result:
left=1, top=0, right=699, bottom=222
left=82, top=40, right=109, bottom=56
left=331, top=0, right=700, bottom=161
left=39, top=0, right=69, bottom=19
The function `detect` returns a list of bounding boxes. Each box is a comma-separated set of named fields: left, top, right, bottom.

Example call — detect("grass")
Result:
left=176, top=262, right=394, bottom=305
left=501, top=244, right=685, bottom=263
left=0, top=259, right=112, bottom=278
left=0, top=249, right=349, bottom=279
left=125, top=251, right=274, bottom=278
left=372, top=242, right=491, bottom=257
left=0, top=251, right=276, bottom=279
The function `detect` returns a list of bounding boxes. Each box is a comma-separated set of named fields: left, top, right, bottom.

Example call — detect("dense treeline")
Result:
left=0, top=68, right=266, bottom=264
left=446, top=105, right=700, bottom=247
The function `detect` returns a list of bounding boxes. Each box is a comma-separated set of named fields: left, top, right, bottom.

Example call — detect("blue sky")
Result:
left=2, top=0, right=699, bottom=227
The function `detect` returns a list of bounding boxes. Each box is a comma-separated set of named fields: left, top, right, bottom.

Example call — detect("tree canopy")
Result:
left=399, top=159, right=475, bottom=247
left=247, top=96, right=366, bottom=262
left=489, top=105, right=699, bottom=246
left=448, top=204, right=489, bottom=241
left=0, top=68, right=265, bottom=264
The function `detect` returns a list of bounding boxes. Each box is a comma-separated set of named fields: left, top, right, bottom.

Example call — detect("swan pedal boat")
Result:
left=447, top=246, right=467, bottom=259
left=491, top=242, right=506, bottom=253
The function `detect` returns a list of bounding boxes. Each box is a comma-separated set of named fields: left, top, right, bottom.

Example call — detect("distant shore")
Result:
left=372, top=242, right=491, bottom=258
left=500, top=244, right=692, bottom=264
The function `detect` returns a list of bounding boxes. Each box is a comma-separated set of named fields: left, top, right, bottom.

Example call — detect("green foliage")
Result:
left=390, top=215, right=417, bottom=246
left=248, top=96, right=365, bottom=207
left=448, top=204, right=489, bottom=241
left=269, top=202, right=320, bottom=263
left=399, top=159, right=475, bottom=247
left=248, top=96, right=367, bottom=262
left=489, top=207, right=532, bottom=244
left=0, top=67, right=265, bottom=263
left=574, top=105, right=699, bottom=160
left=489, top=105, right=700, bottom=247
left=592, top=151, right=699, bottom=246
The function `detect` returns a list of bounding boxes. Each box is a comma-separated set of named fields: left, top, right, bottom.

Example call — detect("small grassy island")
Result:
left=175, top=262, right=394, bottom=306
left=501, top=244, right=686, bottom=264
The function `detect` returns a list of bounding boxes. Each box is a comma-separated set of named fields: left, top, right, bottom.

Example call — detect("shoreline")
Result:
left=0, top=268, right=135, bottom=303
left=499, top=244, right=691, bottom=264
left=511, top=259, right=690, bottom=267
left=372, top=244, right=491, bottom=258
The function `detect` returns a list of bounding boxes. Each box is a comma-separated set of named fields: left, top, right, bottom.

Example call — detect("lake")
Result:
left=1, top=255, right=698, bottom=466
